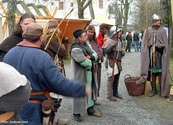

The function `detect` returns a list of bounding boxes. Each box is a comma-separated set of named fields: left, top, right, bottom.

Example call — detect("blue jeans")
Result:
left=134, top=41, right=139, bottom=52
left=113, top=73, right=120, bottom=96
left=125, top=43, right=131, bottom=52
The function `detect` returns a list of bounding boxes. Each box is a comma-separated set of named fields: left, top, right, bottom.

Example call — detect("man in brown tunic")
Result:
left=86, top=25, right=103, bottom=105
left=136, top=14, right=169, bottom=98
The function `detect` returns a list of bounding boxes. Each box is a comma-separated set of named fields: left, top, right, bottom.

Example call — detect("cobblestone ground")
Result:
left=57, top=50, right=166, bottom=125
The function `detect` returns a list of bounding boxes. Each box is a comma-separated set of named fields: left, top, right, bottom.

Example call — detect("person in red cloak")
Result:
left=97, top=32, right=104, bottom=48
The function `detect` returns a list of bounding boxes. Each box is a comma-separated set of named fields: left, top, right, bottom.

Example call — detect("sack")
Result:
left=124, top=74, right=145, bottom=96
left=107, top=64, right=118, bottom=77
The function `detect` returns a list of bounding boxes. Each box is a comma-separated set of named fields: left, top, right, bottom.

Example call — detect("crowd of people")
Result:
left=0, top=12, right=169, bottom=125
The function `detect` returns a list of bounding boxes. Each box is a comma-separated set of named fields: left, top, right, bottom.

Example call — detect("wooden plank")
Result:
left=0, top=17, right=3, bottom=43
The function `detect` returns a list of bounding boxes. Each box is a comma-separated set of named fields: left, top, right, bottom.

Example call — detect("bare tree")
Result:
left=7, top=0, right=17, bottom=35
left=160, top=0, right=173, bottom=57
left=108, top=1, right=119, bottom=21
left=131, top=0, right=161, bottom=30
left=89, top=2, right=95, bottom=19
left=117, top=0, right=133, bottom=37
left=77, top=0, right=92, bottom=19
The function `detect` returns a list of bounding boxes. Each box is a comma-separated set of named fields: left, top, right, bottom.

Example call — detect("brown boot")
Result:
left=149, top=84, right=157, bottom=97
left=90, top=112, right=102, bottom=117
left=114, top=94, right=123, bottom=99
left=107, top=96, right=116, bottom=101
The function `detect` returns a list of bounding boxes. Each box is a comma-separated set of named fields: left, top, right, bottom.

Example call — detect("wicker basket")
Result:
left=124, top=74, right=145, bottom=96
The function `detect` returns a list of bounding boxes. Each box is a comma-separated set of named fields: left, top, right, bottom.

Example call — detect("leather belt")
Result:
left=0, top=112, right=15, bottom=123
left=28, top=99, right=42, bottom=104
left=29, top=90, right=54, bottom=110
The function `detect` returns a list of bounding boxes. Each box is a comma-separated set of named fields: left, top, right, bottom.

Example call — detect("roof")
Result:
left=93, top=14, right=115, bottom=26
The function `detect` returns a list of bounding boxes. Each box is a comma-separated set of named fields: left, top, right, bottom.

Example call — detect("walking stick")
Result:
left=110, top=20, right=118, bottom=101
left=44, top=8, right=74, bottom=50
left=145, top=0, right=148, bottom=96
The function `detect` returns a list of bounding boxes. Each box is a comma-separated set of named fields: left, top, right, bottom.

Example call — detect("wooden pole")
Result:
left=145, top=0, right=148, bottom=96
left=44, top=8, right=74, bottom=50
left=110, top=20, right=118, bottom=101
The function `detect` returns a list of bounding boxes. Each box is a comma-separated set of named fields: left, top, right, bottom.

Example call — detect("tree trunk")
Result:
left=77, top=0, right=92, bottom=19
left=89, top=2, right=95, bottom=19
left=122, top=0, right=130, bottom=38
left=168, top=0, right=173, bottom=58
left=78, top=7, right=84, bottom=19
left=7, top=0, right=17, bottom=35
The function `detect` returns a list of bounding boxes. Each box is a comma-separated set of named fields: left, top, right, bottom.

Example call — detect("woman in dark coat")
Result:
left=0, top=13, right=36, bottom=61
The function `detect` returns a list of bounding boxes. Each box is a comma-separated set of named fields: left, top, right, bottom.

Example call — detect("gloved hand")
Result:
left=112, top=42, right=118, bottom=48
left=86, top=55, right=95, bottom=61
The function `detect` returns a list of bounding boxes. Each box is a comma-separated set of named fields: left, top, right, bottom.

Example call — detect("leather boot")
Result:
left=149, top=84, right=157, bottom=97
left=73, top=114, right=82, bottom=122
left=87, top=106, right=102, bottom=117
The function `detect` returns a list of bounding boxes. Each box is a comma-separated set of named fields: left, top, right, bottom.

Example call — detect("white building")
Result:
left=38, top=0, right=113, bottom=20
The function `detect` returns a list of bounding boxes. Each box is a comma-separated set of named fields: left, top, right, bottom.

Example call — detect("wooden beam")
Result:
left=0, top=2, right=7, bottom=16
left=0, top=17, right=3, bottom=43
left=52, top=7, right=58, bottom=17
left=16, top=16, right=53, bottom=19
left=28, top=3, right=42, bottom=16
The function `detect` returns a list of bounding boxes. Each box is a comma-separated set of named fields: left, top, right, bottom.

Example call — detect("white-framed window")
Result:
left=99, top=0, right=103, bottom=9
left=59, top=2, right=64, bottom=10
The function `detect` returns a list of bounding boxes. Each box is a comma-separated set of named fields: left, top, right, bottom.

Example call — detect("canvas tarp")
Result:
left=93, top=14, right=115, bottom=26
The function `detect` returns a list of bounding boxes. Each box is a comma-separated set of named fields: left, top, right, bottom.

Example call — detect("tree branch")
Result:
left=81, top=0, right=85, bottom=6
left=83, top=0, right=92, bottom=10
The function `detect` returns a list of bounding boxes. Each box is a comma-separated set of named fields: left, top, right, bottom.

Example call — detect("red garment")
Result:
left=97, top=32, right=103, bottom=48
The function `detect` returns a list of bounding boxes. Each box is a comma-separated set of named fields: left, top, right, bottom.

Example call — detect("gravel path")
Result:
left=57, top=50, right=164, bottom=125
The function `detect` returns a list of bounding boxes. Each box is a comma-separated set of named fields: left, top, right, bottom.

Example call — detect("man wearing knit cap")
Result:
left=3, top=23, right=91, bottom=125
left=86, top=25, right=103, bottom=105
left=70, top=28, right=102, bottom=122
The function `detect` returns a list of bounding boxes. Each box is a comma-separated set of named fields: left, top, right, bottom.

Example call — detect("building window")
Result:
left=59, top=2, right=64, bottom=10
left=99, top=0, right=103, bottom=8
left=71, top=3, right=73, bottom=7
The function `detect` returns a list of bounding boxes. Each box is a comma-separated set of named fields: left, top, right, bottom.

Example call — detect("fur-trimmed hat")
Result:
left=85, top=25, right=95, bottom=33
left=48, top=19, right=58, bottom=29
left=73, top=29, right=85, bottom=39
left=23, top=23, right=43, bottom=37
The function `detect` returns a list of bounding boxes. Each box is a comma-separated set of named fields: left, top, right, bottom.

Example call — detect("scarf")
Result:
left=70, top=39, right=93, bottom=56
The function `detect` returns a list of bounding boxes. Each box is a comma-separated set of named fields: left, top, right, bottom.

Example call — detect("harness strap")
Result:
left=0, top=112, right=15, bottom=123
left=106, top=58, right=120, bottom=63
left=28, top=99, right=42, bottom=104
left=106, top=59, right=121, bottom=71
left=30, top=90, right=54, bottom=111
